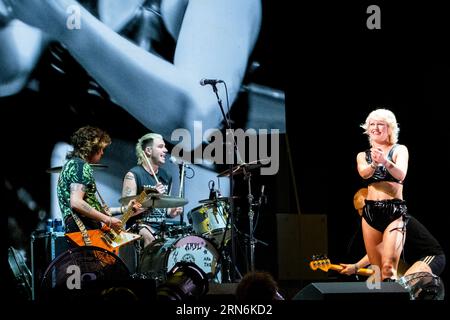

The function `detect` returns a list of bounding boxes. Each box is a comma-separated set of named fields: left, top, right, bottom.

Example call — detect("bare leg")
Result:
left=381, top=217, right=405, bottom=280
left=404, top=261, right=432, bottom=276
left=362, top=218, right=383, bottom=270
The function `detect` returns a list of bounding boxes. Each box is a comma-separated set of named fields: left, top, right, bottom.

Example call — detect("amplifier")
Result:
left=30, top=230, right=70, bottom=300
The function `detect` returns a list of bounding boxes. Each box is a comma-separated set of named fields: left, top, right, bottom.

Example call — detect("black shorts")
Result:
left=419, top=254, right=446, bottom=276
left=362, top=199, right=407, bottom=232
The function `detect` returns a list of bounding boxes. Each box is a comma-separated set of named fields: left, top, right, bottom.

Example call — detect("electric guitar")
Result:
left=65, top=189, right=153, bottom=254
left=309, top=255, right=374, bottom=277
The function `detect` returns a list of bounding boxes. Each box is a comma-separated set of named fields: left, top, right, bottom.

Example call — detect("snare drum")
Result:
left=138, top=235, right=221, bottom=283
left=188, top=202, right=230, bottom=244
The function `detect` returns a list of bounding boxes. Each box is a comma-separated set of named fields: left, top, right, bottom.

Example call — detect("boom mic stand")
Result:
left=207, top=81, right=243, bottom=282
left=244, top=167, right=256, bottom=272
left=177, top=161, right=186, bottom=226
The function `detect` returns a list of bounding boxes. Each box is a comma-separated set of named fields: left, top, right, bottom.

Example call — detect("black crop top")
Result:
left=365, top=144, right=403, bottom=185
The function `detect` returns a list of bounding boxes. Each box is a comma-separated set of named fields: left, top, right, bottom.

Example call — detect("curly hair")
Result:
left=135, top=133, right=163, bottom=165
left=360, top=108, right=399, bottom=145
left=67, top=126, right=111, bottom=160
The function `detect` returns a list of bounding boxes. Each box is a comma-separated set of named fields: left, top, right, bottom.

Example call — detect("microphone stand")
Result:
left=210, top=83, right=241, bottom=282
left=244, top=168, right=256, bottom=272
left=245, top=178, right=268, bottom=273
left=178, top=162, right=186, bottom=226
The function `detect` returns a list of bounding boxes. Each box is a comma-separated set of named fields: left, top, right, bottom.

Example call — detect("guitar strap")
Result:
left=70, top=211, right=92, bottom=246
left=71, top=181, right=110, bottom=246
left=96, top=189, right=112, bottom=217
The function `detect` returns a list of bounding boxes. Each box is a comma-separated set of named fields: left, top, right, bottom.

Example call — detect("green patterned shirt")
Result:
left=57, top=157, right=102, bottom=220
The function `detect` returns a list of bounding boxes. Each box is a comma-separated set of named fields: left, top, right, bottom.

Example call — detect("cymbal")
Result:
left=217, top=159, right=270, bottom=177
left=198, top=196, right=239, bottom=205
left=46, top=163, right=108, bottom=173
left=119, top=194, right=188, bottom=209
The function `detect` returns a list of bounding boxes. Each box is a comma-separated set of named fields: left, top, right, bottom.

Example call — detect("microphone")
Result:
left=169, top=155, right=179, bottom=164
left=200, top=79, right=223, bottom=86
left=169, top=155, right=189, bottom=167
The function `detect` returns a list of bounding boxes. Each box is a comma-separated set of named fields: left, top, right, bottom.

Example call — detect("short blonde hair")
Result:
left=135, top=133, right=163, bottom=165
left=360, top=108, right=399, bottom=145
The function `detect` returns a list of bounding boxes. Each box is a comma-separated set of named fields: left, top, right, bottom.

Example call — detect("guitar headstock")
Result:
left=309, top=254, right=331, bottom=272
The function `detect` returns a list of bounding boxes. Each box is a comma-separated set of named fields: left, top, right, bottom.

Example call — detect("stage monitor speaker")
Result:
left=293, top=282, right=410, bottom=300
left=202, top=283, right=238, bottom=302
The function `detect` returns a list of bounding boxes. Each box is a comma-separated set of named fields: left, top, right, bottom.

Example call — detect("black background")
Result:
left=3, top=0, right=450, bottom=307
left=282, top=0, right=450, bottom=298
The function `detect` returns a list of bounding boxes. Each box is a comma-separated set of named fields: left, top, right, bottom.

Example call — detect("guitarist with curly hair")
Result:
left=58, top=126, right=144, bottom=252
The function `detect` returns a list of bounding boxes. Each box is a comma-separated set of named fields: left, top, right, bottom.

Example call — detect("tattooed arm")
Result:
left=119, top=172, right=143, bottom=217
left=70, top=183, right=122, bottom=229
left=122, top=172, right=137, bottom=198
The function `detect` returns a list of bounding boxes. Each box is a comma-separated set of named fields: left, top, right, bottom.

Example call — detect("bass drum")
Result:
left=138, top=235, right=222, bottom=283
left=39, top=246, right=130, bottom=302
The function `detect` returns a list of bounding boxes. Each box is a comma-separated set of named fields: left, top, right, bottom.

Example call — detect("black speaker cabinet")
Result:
left=30, top=230, right=70, bottom=300
left=293, top=282, right=409, bottom=300
left=201, top=283, right=238, bottom=302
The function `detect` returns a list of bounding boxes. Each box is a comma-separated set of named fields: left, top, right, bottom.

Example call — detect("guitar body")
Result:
left=65, top=229, right=141, bottom=255
left=65, top=188, right=149, bottom=255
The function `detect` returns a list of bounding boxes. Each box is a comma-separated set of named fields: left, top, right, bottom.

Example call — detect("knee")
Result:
left=381, top=260, right=395, bottom=278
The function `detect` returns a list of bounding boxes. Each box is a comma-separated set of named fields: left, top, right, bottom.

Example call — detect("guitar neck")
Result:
left=328, top=264, right=374, bottom=277
left=121, top=190, right=148, bottom=225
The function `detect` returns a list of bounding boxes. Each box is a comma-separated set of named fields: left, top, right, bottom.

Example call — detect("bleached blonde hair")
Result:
left=135, top=133, right=163, bottom=165
left=360, top=108, right=399, bottom=145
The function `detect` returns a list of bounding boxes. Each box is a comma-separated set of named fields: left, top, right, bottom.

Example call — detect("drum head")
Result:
left=39, top=246, right=130, bottom=301
left=138, top=238, right=172, bottom=281
left=138, top=235, right=222, bottom=283
left=398, top=272, right=445, bottom=300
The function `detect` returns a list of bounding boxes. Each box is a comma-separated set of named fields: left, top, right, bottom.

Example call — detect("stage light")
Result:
left=156, top=262, right=209, bottom=301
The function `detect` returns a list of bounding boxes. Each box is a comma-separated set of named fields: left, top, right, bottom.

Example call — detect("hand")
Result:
left=105, top=216, right=122, bottom=232
left=4, top=0, right=74, bottom=37
left=127, top=199, right=144, bottom=217
left=370, top=147, right=387, bottom=165
left=0, top=0, right=13, bottom=25
left=155, top=182, right=166, bottom=194
left=339, top=263, right=357, bottom=276
left=168, top=207, right=183, bottom=218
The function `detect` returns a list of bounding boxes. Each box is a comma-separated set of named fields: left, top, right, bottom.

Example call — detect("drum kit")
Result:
left=45, top=159, right=268, bottom=287
left=117, top=186, right=232, bottom=283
